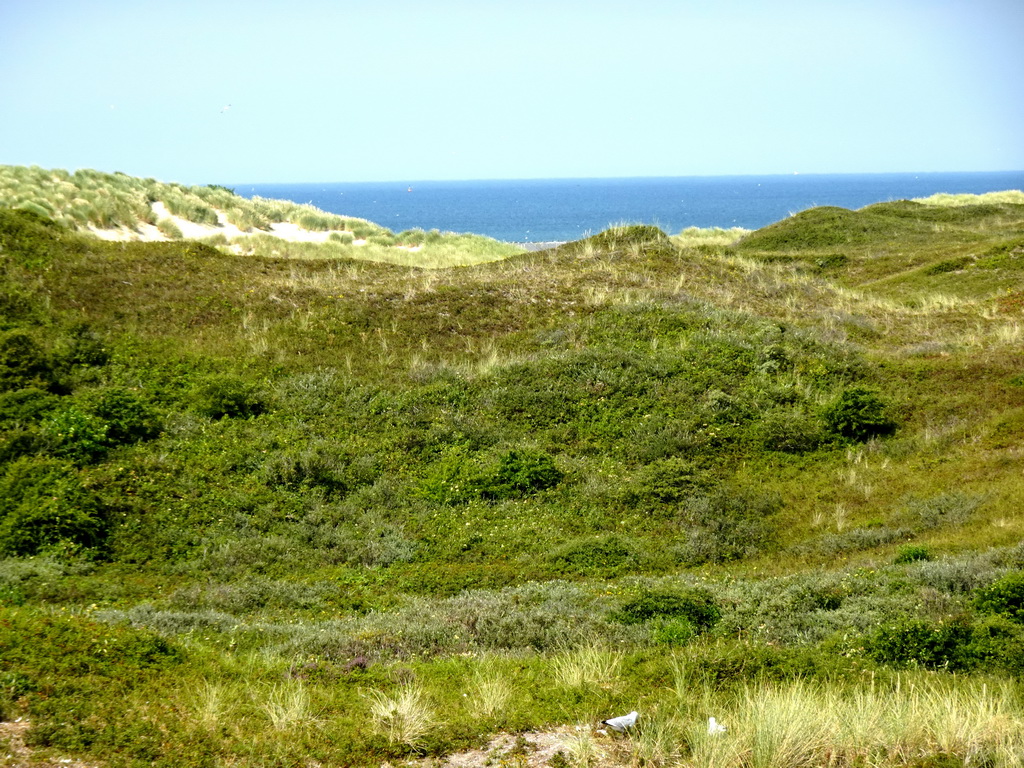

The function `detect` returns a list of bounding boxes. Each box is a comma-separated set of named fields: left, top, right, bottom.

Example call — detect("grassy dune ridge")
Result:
left=0, top=164, right=524, bottom=268
left=0, top=167, right=1023, bottom=766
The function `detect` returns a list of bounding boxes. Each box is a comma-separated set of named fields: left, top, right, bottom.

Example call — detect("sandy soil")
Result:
left=0, top=720, right=606, bottom=768
left=87, top=201, right=361, bottom=246
left=0, top=720, right=97, bottom=768
left=401, top=726, right=625, bottom=768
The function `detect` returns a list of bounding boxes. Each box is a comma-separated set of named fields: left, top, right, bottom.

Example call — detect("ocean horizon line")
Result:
left=238, top=171, right=1024, bottom=243
left=231, top=169, right=1024, bottom=188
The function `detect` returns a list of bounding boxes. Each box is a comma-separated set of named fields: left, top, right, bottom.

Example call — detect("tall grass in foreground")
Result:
left=261, top=681, right=314, bottom=730
left=633, top=675, right=1024, bottom=768
left=364, top=682, right=437, bottom=749
left=553, top=644, right=623, bottom=689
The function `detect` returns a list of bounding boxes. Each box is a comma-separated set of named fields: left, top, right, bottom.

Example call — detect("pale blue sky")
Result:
left=2, top=0, right=1021, bottom=184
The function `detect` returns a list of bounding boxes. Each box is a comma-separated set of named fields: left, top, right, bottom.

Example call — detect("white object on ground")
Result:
left=708, top=716, right=727, bottom=734
left=601, top=711, right=638, bottom=732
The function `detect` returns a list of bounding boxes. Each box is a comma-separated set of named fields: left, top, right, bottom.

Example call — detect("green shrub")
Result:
left=821, top=387, right=896, bottom=442
left=675, top=487, right=780, bottom=564
left=415, top=447, right=480, bottom=505
left=611, top=588, right=721, bottom=631
left=0, top=330, right=53, bottom=392
left=40, top=407, right=109, bottom=464
left=0, top=428, right=42, bottom=464
left=478, top=449, right=562, bottom=500
left=417, top=448, right=562, bottom=504
left=0, top=387, right=61, bottom=428
left=60, top=324, right=110, bottom=367
left=192, top=375, right=266, bottom=419
left=0, top=609, right=181, bottom=677
left=864, top=616, right=975, bottom=670
left=924, top=256, right=972, bottom=275
left=964, top=614, right=1024, bottom=675
left=626, top=458, right=706, bottom=505
left=798, top=525, right=912, bottom=558
left=974, top=572, right=1024, bottom=623
left=0, top=456, right=107, bottom=556
left=262, top=442, right=378, bottom=497
left=754, top=408, right=823, bottom=453
left=651, top=618, right=698, bottom=646
left=549, top=535, right=639, bottom=577
left=907, top=493, right=983, bottom=529
left=86, top=387, right=161, bottom=444
left=895, top=544, right=932, bottom=564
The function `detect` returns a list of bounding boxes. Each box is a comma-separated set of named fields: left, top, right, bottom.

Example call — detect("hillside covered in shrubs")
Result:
left=1, top=175, right=1024, bottom=767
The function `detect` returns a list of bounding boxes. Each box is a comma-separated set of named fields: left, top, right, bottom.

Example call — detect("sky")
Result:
left=1, top=0, right=1022, bottom=184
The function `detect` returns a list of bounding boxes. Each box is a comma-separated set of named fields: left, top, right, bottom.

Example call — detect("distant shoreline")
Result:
left=241, top=171, right=1024, bottom=243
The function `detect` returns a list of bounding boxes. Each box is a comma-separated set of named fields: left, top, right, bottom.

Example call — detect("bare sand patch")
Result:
left=399, top=726, right=614, bottom=768
left=0, top=719, right=98, bottom=768
left=87, top=201, right=360, bottom=246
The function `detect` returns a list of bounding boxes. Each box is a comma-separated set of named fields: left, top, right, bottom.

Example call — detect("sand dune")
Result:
left=88, top=200, right=371, bottom=246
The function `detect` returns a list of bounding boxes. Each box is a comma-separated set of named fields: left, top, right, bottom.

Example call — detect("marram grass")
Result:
left=0, top=163, right=523, bottom=268
left=913, top=189, right=1024, bottom=206
left=636, top=676, right=1024, bottom=768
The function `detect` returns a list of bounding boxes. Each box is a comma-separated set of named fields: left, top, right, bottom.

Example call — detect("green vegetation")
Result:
left=1, top=172, right=1023, bottom=767
left=0, top=165, right=521, bottom=269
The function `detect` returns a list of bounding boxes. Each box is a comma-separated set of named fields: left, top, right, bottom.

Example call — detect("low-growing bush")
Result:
left=478, top=449, right=562, bottom=500
left=40, top=407, right=110, bottom=464
left=864, top=616, right=975, bottom=670
left=822, top=387, right=896, bottom=442
left=60, top=324, right=110, bottom=368
left=796, top=525, right=912, bottom=558
left=0, top=608, right=182, bottom=676
left=0, top=456, right=107, bottom=556
left=974, top=571, right=1024, bottom=623
left=416, top=448, right=562, bottom=504
left=0, top=330, right=54, bottom=392
left=86, top=387, right=161, bottom=444
left=0, top=387, right=61, bottom=428
left=262, top=442, right=353, bottom=494
left=625, top=457, right=708, bottom=506
left=754, top=408, right=824, bottom=453
left=907, top=492, right=983, bottom=529
left=611, top=588, right=721, bottom=632
left=674, top=486, right=781, bottom=564
left=192, top=375, right=266, bottom=419
left=895, top=544, right=932, bottom=564
left=865, top=612, right=1024, bottom=674
left=549, top=534, right=640, bottom=577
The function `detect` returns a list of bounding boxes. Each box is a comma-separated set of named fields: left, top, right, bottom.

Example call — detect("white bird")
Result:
left=708, top=716, right=727, bottom=735
left=602, top=711, right=638, bottom=732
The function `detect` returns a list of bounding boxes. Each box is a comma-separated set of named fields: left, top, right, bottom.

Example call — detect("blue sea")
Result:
left=237, top=171, right=1024, bottom=244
